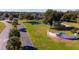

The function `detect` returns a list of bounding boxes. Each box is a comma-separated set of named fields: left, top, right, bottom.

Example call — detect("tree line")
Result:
left=0, top=9, right=79, bottom=25
left=0, top=12, right=44, bottom=20
left=44, top=9, right=79, bottom=26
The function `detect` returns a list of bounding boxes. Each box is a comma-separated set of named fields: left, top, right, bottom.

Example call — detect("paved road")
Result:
left=0, top=20, right=10, bottom=50
left=17, top=24, right=33, bottom=47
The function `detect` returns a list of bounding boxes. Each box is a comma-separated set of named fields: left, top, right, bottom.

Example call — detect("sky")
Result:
left=0, top=0, right=78, bottom=12
left=0, top=9, right=77, bottom=12
left=0, top=9, right=47, bottom=12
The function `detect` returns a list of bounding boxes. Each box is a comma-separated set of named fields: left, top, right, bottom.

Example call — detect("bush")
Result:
left=71, top=28, right=79, bottom=33
left=6, top=36, right=21, bottom=50
left=6, top=19, right=22, bottom=50
left=9, top=15, right=13, bottom=22
left=9, top=28, right=20, bottom=38
left=12, top=19, right=18, bottom=27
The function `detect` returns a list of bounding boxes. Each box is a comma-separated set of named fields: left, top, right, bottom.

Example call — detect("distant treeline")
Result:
left=1, top=9, right=79, bottom=23
left=0, top=12, right=44, bottom=20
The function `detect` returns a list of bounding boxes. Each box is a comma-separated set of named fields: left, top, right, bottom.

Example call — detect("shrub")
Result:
left=9, top=15, right=13, bottom=22
left=6, top=36, right=21, bottom=50
left=6, top=19, right=22, bottom=50
left=12, top=19, right=18, bottom=27
left=71, top=28, right=79, bottom=33
left=9, top=28, right=20, bottom=38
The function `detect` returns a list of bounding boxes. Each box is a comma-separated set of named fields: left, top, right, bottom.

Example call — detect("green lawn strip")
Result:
left=0, top=22, right=5, bottom=33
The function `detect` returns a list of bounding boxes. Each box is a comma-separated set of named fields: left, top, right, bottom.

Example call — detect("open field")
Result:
left=0, top=22, right=5, bottom=33
left=19, top=20, right=79, bottom=50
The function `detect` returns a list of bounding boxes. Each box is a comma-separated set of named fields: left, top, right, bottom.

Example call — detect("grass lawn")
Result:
left=19, top=20, right=79, bottom=50
left=63, top=22, right=79, bottom=28
left=0, top=22, right=5, bottom=33
left=50, top=22, right=79, bottom=49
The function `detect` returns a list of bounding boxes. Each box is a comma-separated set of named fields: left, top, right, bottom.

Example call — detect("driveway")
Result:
left=0, top=20, right=10, bottom=50
left=17, top=24, right=33, bottom=47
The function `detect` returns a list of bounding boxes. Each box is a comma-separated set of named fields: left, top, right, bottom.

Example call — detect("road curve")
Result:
left=0, top=20, right=10, bottom=50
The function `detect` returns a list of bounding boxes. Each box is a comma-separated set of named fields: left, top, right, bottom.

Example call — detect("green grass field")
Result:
left=19, top=20, right=79, bottom=50
left=0, top=22, right=5, bottom=33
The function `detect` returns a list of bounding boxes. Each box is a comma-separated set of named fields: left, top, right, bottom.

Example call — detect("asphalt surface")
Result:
left=17, top=24, right=33, bottom=47
left=0, top=20, right=10, bottom=50
left=0, top=20, right=33, bottom=50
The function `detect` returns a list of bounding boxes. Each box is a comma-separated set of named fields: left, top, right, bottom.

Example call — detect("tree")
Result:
left=12, top=19, right=18, bottom=27
left=19, top=13, right=25, bottom=19
left=26, top=13, right=35, bottom=20
left=76, top=13, right=79, bottom=23
left=6, top=36, right=21, bottom=50
left=54, top=12, right=63, bottom=21
left=9, top=28, right=20, bottom=38
left=9, top=15, right=13, bottom=22
left=61, top=11, right=77, bottom=22
left=44, top=9, right=63, bottom=27
left=44, top=9, right=54, bottom=25
left=3, top=13, right=9, bottom=18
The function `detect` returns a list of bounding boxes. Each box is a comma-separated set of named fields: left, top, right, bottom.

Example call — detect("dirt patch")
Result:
left=63, top=22, right=79, bottom=28
left=47, top=31, right=76, bottom=47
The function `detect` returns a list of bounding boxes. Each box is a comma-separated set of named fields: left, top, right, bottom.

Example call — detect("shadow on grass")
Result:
left=62, top=38, right=79, bottom=40
left=22, top=46, right=38, bottom=50
left=50, top=26, right=75, bottom=31
left=23, top=21, right=41, bottom=25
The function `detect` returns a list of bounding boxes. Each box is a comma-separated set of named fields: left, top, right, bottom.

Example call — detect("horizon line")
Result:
left=0, top=9, right=78, bottom=12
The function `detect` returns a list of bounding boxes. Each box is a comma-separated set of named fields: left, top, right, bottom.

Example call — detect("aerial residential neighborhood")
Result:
left=0, top=9, right=79, bottom=50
